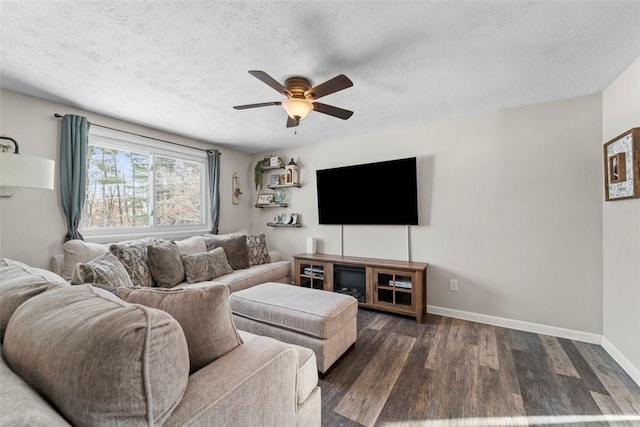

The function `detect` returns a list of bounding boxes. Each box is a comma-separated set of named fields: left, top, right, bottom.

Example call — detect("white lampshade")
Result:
left=281, top=98, right=313, bottom=120
left=0, top=153, right=55, bottom=190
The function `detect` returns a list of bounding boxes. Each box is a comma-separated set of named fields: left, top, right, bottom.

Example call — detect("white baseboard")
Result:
left=601, top=337, right=640, bottom=386
left=426, top=305, right=602, bottom=344
left=426, top=305, right=640, bottom=387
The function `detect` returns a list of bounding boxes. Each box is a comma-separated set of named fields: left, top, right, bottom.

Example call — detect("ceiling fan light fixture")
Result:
left=282, top=98, right=313, bottom=121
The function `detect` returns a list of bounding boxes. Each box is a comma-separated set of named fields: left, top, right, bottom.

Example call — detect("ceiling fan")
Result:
left=233, top=70, right=354, bottom=128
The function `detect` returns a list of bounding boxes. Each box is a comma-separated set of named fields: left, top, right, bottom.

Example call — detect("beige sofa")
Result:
left=50, top=234, right=292, bottom=293
left=0, top=259, right=320, bottom=426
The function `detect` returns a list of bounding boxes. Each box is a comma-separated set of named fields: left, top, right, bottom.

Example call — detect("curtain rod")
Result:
left=53, top=113, right=219, bottom=154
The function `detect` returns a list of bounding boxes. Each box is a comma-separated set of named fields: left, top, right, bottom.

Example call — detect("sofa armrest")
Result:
left=50, top=255, right=64, bottom=277
left=268, top=250, right=281, bottom=262
left=165, top=335, right=299, bottom=427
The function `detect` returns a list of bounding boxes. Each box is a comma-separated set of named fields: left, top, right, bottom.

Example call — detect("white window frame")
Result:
left=81, top=126, right=210, bottom=243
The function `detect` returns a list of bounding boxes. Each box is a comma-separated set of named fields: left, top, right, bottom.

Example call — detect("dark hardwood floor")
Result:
left=319, top=309, right=640, bottom=427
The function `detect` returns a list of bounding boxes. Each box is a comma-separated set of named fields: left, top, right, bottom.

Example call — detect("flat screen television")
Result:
left=316, top=157, right=418, bottom=225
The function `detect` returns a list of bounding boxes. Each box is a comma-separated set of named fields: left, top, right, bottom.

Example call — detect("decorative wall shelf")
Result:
left=267, top=223, right=302, bottom=228
left=267, top=183, right=302, bottom=189
left=262, top=165, right=285, bottom=171
left=255, top=203, right=288, bottom=208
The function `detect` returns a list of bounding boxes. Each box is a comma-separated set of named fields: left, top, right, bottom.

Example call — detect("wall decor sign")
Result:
left=256, top=193, right=274, bottom=206
left=604, top=128, right=639, bottom=201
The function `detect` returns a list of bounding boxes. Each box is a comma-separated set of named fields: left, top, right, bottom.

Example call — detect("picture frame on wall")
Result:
left=603, top=128, right=640, bottom=201
left=256, top=193, right=274, bottom=206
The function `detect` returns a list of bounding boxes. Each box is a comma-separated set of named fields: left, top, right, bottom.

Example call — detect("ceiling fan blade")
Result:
left=286, top=116, right=299, bottom=128
left=233, top=101, right=281, bottom=110
left=313, top=102, right=354, bottom=120
left=305, top=74, right=353, bottom=99
left=248, top=70, right=292, bottom=96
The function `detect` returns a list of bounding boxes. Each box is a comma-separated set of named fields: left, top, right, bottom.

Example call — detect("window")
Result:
left=82, top=128, right=208, bottom=237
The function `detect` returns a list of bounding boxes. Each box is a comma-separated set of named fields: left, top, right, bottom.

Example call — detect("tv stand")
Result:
left=293, top=253, right=428, bottom=323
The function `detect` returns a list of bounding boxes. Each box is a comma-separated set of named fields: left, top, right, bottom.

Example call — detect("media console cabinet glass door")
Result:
left=293, top=253, right=428, bottom=323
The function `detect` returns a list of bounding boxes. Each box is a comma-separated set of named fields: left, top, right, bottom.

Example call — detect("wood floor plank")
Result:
left=424, top=316, right=452, bottom=370
left=335, top=332, right=416, bottom=426
left=511, top=331, right=574, bottom=417
left=591, top=391, right=638, bottom=427
left=478, top=324, right=499, bottom=370
left=558, top=374, right=609, bottom=427
left=366, top=313, right=390, bottom=331
left=319, top=311, right=640, bottom=427
left=540, top=335, right=580, bottom=378
left=494, top=326, right=523, bottom=395
left=558, top=338, right=610, bottom=395
left=574, top=341, right=640, bottom=414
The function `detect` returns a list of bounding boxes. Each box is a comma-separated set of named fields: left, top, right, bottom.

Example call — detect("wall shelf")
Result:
left=267, top=183, right=302, bottom=189
left=267, top=222, right=301, bottom=228
left=255, top=203, right=288, bottom=208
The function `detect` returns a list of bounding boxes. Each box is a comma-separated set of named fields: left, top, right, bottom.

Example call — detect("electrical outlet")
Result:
left=449, top=279, right=458, bottom=292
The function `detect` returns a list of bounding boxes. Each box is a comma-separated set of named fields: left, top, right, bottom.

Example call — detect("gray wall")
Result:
left=252, top=94, right=604, bottom=335
left=0, top=89, right=254, bottom=268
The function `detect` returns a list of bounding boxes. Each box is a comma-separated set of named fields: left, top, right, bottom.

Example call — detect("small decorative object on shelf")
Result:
left=273, top=189, right=286, bottom=204
left=285, top=158, right=300, bottom=185
left=269, top=156, right=281, bottom=168
left=256, top=193, right=274, bottom=206
left=267, top=212, right=301, bottom=227
left=269, top=174, right=281, bottom=187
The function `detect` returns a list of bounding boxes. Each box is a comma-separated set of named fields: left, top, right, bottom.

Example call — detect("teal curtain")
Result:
left=207, top=149, right=221, bottom=234
left=60, top=115, right=88, bottom=241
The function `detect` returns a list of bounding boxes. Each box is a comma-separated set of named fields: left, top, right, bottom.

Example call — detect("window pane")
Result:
left=154, top=156, right=203, bottom=226
left=84, top=145, right=150, bottom=228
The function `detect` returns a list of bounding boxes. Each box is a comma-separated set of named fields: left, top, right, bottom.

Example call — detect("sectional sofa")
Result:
left=1, top=231, right=321, bottom=426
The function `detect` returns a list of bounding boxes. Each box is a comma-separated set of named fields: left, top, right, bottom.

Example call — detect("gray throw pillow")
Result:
left=246, top=233, right=271, bottom=266
left=181, top=248, right=233, bottom=284
left=203, top=230, right=247, bottom=251
left=71, top=252, right=133, bottom=288
left=118, top=285, right=243, bottom=373
left=109, top=241, right=155, bottom=287
left=147, top=241, right=185, bottom=288
left=208, top=235, right=249, bottom=270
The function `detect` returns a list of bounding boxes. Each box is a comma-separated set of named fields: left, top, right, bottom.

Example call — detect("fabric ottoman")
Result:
left=230, top=282, right=358, bottom=375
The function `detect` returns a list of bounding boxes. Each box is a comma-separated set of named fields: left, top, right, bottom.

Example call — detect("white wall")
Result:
left=253, top=94, right=604, bottom=334
left=602, top=57, right=640, bottom=377
left=0, top=89, right=254, bottom=269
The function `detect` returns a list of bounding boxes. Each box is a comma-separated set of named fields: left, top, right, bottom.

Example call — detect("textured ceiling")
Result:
left=1, top=1, right=639, bottom=153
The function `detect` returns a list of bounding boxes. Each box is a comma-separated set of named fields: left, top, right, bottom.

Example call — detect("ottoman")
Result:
left=230, top=282, right=358, bottom=375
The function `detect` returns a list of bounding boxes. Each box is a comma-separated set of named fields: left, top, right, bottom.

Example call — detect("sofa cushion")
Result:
left=148, top=240, right=185, bottom=287
left=110, top=240, right=155, bottom=287
left=239, top=331, right=317, bottom=405
left=210, top=260, right=291, bottom=293
left=246, top=233, right=270, bottom=266
left=209, top=235, right=249, bottom=270
left=3, top=285, right=189, bottom=426
left=204, top=229, right=248, bottom=251
left=181, top=248, right=234, bottom=284
left=174, top=235, right=207, bottom=255
left=70, top=252, right=133, bottom=288
left=61, top=239, right=109, bottom=280
left=118, top=285, right=242, bottom=373
left=0, top=262, right=68, bottom=342
left=0, top=343, right=71, bottom=426
left=230, top=283, right=358, bottom=339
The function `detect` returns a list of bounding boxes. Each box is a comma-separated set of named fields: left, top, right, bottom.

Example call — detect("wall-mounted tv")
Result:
left=316, top=157, right=418, bottom=225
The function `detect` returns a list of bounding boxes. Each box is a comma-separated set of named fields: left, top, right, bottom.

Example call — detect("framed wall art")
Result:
left=256, top=193, right=274, bottom=206
left=603, top=128, right=639, bottom=201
